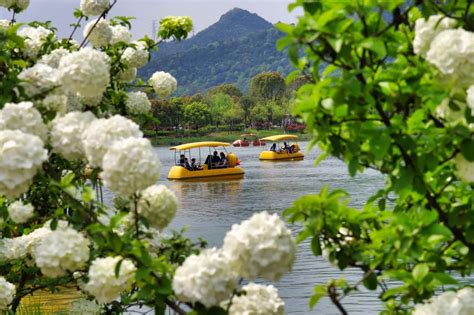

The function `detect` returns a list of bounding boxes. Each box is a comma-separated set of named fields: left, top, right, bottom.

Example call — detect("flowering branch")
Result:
left=68, top=15, right=84, bottom=41
left=79, top=0, right=118, bottom=48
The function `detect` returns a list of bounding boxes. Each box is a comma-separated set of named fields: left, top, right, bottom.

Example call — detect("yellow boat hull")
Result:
left=259, top=151, right=304, bottom=161
left=167, top=166, right=245, bottom=181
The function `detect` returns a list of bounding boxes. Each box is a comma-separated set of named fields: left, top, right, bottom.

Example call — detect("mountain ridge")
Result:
left=140, top=8, right=293, bottom=95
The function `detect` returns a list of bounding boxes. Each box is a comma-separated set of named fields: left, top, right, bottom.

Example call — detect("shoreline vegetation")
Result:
left=146, top=128, right=309, bottom=146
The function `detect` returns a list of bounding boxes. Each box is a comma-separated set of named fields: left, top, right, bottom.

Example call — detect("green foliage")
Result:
left=158, top=16, right=193, bottom=41
left=183, top=101, right=211, bottom=130
left=281, top=0, right=474, bottom=313
left=209, top=84, right=243, bottom=98
left=250, top=71, right=286, bottom=101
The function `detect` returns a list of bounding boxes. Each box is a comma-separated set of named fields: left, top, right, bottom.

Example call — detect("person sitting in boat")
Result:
left=191, top=158, right=202, bottom=171
left=178, top=154, right=186, bottom=166
left=282, top=142, right=290, bottom=153
left=218, top=152, right=228, bottom=168
left=270, top=143, right=277, bottom=152
left=210, top=151, right=221, bottom=169
left=290, top=144, right=297, bottom=153
left=184, top=158, right=192, bottom=171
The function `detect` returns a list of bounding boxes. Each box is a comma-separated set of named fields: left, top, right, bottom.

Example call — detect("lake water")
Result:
left=155, top=141, right=386, bottom=314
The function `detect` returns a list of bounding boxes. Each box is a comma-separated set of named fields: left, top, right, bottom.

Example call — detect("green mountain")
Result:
left=140, top=8, right=293, bottom=95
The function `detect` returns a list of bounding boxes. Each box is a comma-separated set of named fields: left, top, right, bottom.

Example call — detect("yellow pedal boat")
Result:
left=168, top=141, right=244, bottom=181
left=259, top=135, right=304, bottom=161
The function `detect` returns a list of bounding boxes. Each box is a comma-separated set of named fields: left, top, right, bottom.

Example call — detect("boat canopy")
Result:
left=170, top=141, right=231, bottom=151
left=259, top=134, right=299, bottom=142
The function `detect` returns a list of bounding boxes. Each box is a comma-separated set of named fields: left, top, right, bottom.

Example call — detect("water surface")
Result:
left=157, top=142, right=385, bottom=314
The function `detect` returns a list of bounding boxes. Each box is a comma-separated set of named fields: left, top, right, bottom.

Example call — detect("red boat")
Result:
left=232, top=134, right=265, bottom=147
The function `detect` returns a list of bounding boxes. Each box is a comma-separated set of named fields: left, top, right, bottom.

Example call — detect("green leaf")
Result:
left=360, top=38, right=387, bottom=57
left=311, top=236, right=322, bottom=256
left=309, top=285, right=327, bottom=309
left=412, top=263, right=429, bottom=282
left=363, top=272, right=378, bottom=291
left=460, top=139, right=474, bottom=162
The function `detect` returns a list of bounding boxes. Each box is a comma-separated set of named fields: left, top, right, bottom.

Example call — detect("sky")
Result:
left=0, top=0, right=299, bottom=40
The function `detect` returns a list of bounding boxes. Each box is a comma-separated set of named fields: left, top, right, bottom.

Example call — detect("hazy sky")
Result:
left=0, top=0, right=298, bottom=39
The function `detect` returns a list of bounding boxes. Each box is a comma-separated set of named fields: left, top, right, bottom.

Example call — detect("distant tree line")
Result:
left=148, top=71, right=308, bottom=133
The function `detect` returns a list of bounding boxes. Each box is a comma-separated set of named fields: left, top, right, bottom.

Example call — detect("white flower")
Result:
left=84, top=256, right=136, bottom=304
left=117, top=66, right=137, bottom=83
left=413, top=287, right=474, bottom=315
left=413, top=15, right=456, bottom=58
left=0, top=130, right=47, bottom=198
left=83, top=18, right=112, bottom=47
left=426, top=29, right=474, bottom=87
left=224, top=283, right=285, bottom=315
left=8, top=201, right=34, bottom=224
left=38, top=48, right=70, bottom=68
left=14, top=0, right=29, bottom=11
left=101, top=137, right=161, bottom=195
left=80, top=0, right=109, bottom=16
left=455, top=153, right=474, bottom=183
left=81, top=115, right=142, bottom=167
left=59, top=47, right=110, bottom=98
left=51, top=111, right=97, bottom=161
left=18, top=63, right=60, bottom=97
left=66, top=93, right=84, bottom=112
left=41, top=92, right=68, bottom=115
left=149, top=71, right=177, bottom=98
left=122, top=41, right=149, bottom=68
left=125, top=91, right=151, bottom=115
left=17, top=26, right=54, bottom=59
left=0, top=102, right=48, bottom=141
left=222, top=211, right=296, bottom=281
left=173, top=248, right=238, bottom=308
left=467, top=86, right=474, bottom=116
left=0, top=19, right=10, bottom=31
left=0, top=0, right=14, bottom=9
left=136, top=185, right=177, bottom=230
left=110, top=24, right=131, bottom=45
left=33, top=226, right=90, bottom=277
left=0, top=276, right=15, bottom=311
left=0, top=225, right=53, bottom=261
left=70, top=298, right=100, bottom=314
left=78, top=93, right=103, bottom=107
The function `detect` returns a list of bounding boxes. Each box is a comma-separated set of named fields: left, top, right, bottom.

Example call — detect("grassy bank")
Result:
left=147, top=129, right=311, bottom=146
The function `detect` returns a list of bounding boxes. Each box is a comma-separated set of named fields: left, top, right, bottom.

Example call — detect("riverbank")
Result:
left=147, top=129, right=311, bottom=146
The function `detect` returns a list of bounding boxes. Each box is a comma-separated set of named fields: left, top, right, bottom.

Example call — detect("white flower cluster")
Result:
left=122, top=41, right=149, bottom=68
left=41, top=92, right=68, bottom=114
left=223, top=211, right=296, bottom=281
left=50, top=111, right=97, bottom=160
left=0, top=225, right=52, bottom=261
left=101, top=137, right=161, bottom=195
left=413, top=15, right=456, bottom=58
left=33, top=226, right=90, bottom=277
left=0, top=102, right=48, bottom=141
left=84, top=256, right=136, bottom=303
left=413, top=287, right=474, bottom=315
left=0, top=19, right=9, bottom=31
left=467, top=85, right=474, bottom=116
left=8, top=201, right=34, bottom=224
left=454, top=154, right=474, bottom=183
left=110, top=24, right=131, bottom=45
left=81, top=115, right=142, bottom=167
left=18, top=63, right=59, bottom=97
left=84, top=18, right=112, bottom=47
left=80, top=0, right=109, bottom=16
left=0, top=130, right=47, bottom=198
left=117, top=66, right=137, bottom=83
left=225, top=283, right=285, bottom=315
left=70, top=298, right=100, bottom=314
left=426, top=29, right=474, bottom=87
left=173, top=248, right=238, bottom=308
left=0, top=276, right=15, bottom=311
left=0, top=0, right=29, bottom=11
left=149, top=71, right=177, bottom=98
left=17, top=26, right=54, bottom=59
left=59, top=47, right=110, bottom=98
left=38, top=48, right=70, bottom=69
left=125, top=91, right=151, bottom=115
left=136, top=185, right=177, bottom=230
